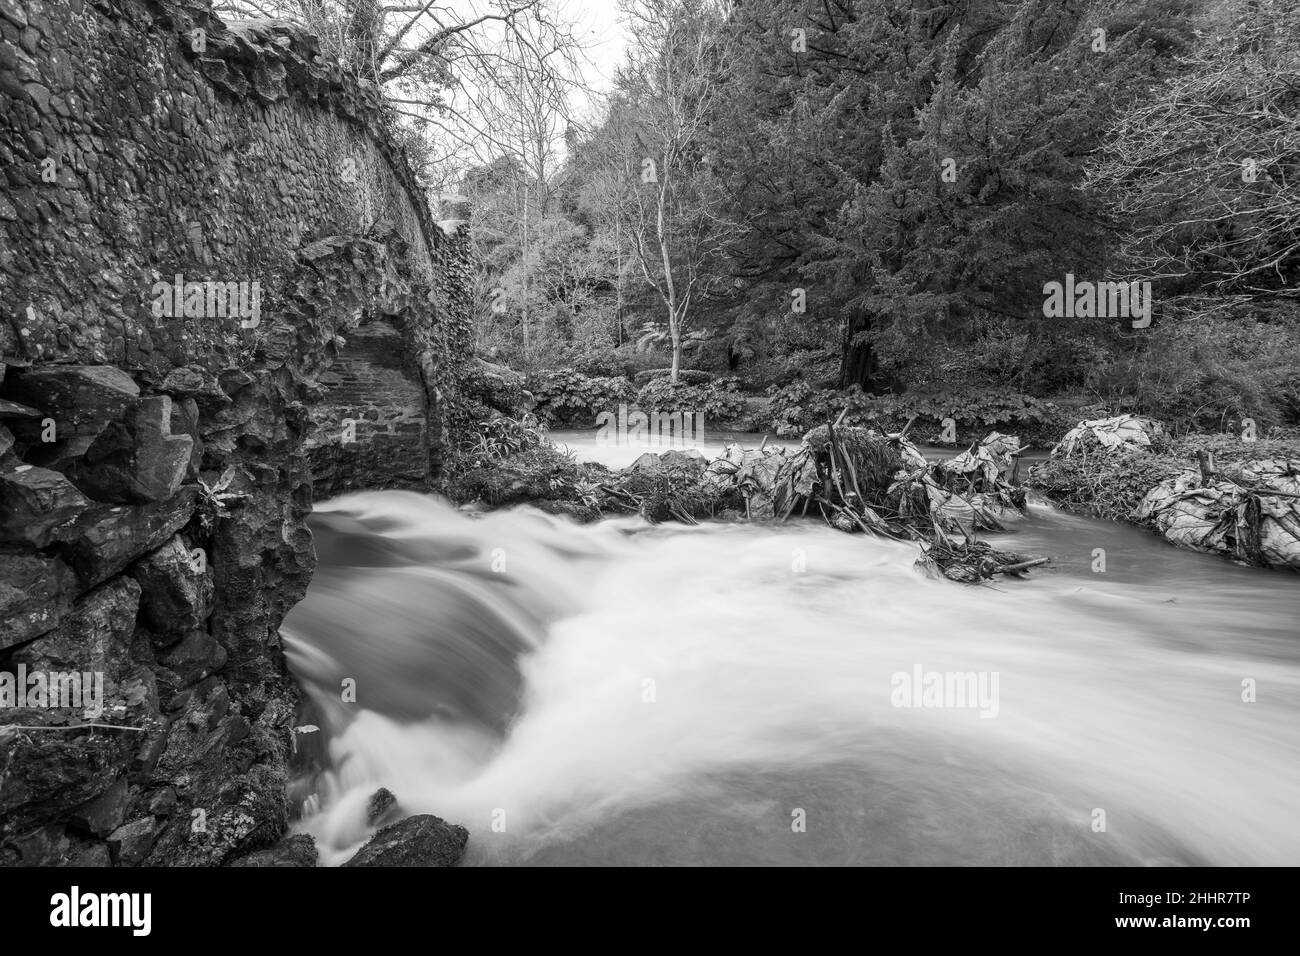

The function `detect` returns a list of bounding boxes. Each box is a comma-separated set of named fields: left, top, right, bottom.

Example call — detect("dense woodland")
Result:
left=222, top=0, right=1300, bottom=442
left=463, top=0, right=1299, bottom=442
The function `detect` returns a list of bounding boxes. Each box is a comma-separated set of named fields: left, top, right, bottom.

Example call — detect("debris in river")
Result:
left=606, top=448, right=719, bottom=523
left=515, top=420, right=1051, bottom=583
left=1053, top=414, right=1163, bottom=459
left=1136, top=457, right=1300, bottom=569
left=701, top=440, right=789, bottom=520
left=927, top=433, right=1028, bottom=533
left=762, top=418, right=1047, bottom=581
left=918, top=539, right=1052, bottom=583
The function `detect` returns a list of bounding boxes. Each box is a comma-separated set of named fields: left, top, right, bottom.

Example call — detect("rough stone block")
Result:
left=72, top=396, right=193, bottom=503
left=8, top=365, right=139, bottom=438
left=0, top=462, right=89, bottom=546
left=66, top=487, right=198, bottom=586
left=0, top=551, right=77, bottom=649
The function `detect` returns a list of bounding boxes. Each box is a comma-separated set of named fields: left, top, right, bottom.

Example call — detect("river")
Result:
left=280, top=438, right=1299, bottom=867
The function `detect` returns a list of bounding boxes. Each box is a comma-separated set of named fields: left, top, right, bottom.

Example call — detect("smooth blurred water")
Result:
left=546, top=427, right=790, bottom=468
left=282, top=491, right=1300, bottom=866
left=546, top=427, right=1049, bottom=469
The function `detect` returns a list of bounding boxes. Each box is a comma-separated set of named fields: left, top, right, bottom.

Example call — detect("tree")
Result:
left=705, top=0, right=1200, bottom=391
left=612, top=0, right=736, bottom=382
left=211, top=0, right=589, bottom=189
left=1088, top=0, right=1300, bottom=304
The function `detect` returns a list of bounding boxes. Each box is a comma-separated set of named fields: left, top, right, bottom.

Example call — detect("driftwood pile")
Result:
left=614, top=413, right=1049, bottom=584
left=765, top=417, right=1046, bottom=582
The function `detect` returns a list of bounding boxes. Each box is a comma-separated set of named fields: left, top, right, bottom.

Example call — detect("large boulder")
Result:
left=0, top=463, right=89, bottom=546
left=168, top=398, right=203, bottom=481
left=107, top=817, right=159, bottom=866
left=0, top=397, right=42, bottom=423
left=226, top=834, right=318, bottom=867
left=0, top=580, right=146, bottom=839
left=0, top=552, right=78, bottom=649
left=70, top=396, right=194, bottom=503
left=66, top=487, right=199, bottom=587
left=11, top=577, right=141, bottom=681
left=341, top=814, right=468, bottom=867
left=160, top=366, right=231, bottom=409
left=6, top=365, right=139, bottom=439
left=131, top=536, right=214, bottom=642
left=67, top=778, right=131, bottom=839
left=159, top=629, right=227, bottom=684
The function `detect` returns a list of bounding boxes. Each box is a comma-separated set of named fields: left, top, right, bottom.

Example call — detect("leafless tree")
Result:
left=211, top=0, right=592, bottom=190
left=1088, top=0, right=1300, bottom=305
left=613, top=0, right=736, bottom=382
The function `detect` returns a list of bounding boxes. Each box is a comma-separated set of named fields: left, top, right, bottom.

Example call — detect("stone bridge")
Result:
left=0, top=0, right=472, bottom=865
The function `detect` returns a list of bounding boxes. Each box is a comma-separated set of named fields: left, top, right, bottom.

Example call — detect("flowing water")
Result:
left=282, top=489, right=1300, bottom=867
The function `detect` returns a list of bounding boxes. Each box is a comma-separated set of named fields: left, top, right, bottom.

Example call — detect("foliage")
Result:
left=458, top=413, right=547, bottom=462
left=445, top=443, right=602, bottom=509
left=442, top=0, right=1289, bottom=443
left=1087, top=0, right=1300, bottom=299
left=766, top=382, right=1066, bottom=442
left=635, top=377, right=746, bottom=422
left=458, top=360, right=529, bottom=416
left=1029, top=424, right=1300, bottom=524
left=1027, top=447, right=1186, bottom=521
left=527, top=370, right=636, bottom=426
left=1083, top=303, right=1300, bottom=432
left=705, top=0, right=1196, bottom=390
left=611, top=458, right=726, bottom=523
left=571, top=352, right=628, bottom=378
left=632, top=368, right=713, bottom=386
left=1165, top=433, right=1300, bottom=465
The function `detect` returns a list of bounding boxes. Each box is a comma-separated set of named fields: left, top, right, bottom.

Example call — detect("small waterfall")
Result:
left=283, top=491, right=1300, bottom=866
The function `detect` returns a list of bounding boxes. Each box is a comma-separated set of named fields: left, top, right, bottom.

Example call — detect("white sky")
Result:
left=565, top=0, right=628, bottom=108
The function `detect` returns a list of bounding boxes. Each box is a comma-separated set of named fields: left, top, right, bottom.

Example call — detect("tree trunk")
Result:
left=838, top=309, right=884, bottom=392
left=614, top=215, right=624, bottom=347
left=655, top=172, right=680, bottom=385
left=670, top=317, right=681, bottom=383
left=520, top=178, right=529, bottom=355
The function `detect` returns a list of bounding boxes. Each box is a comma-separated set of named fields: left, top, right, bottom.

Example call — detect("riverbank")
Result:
left=1028, top=424, right=1300, bottom=570
left=446, top=416, right=1300, bottom=573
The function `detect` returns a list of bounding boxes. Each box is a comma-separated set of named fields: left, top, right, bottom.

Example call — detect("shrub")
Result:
left=634, top=377, right=747, bottom=423
left=458, top=412, right=546, bottom=462
left=1084, top=304, right=1300, bottom=433
left=528, top=370, right=636, bottom=426
left=570, top=352, right=626, bottom=378
left=632, top=368, right=714, bottom=387
left=766, top=384, right=1069, bottom=443
left=1026, top=448, right=1186, bottom=521
left=459, top=359, right=528, bottom=416
left=445, top=443, right=601, bottom=508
